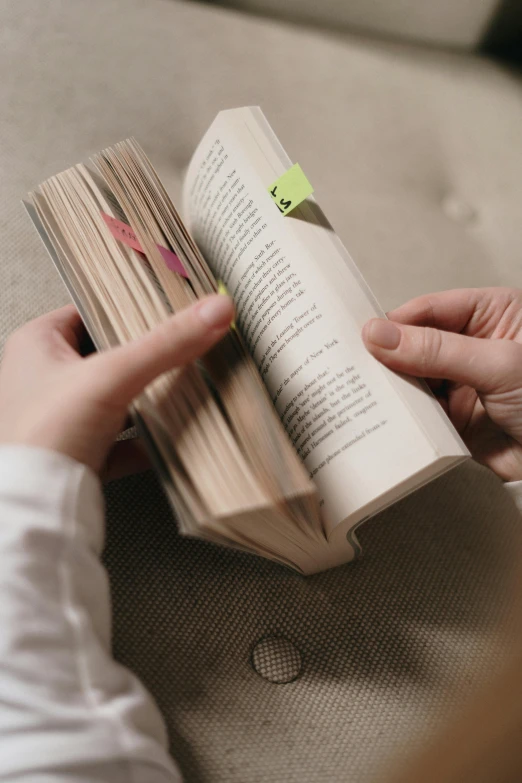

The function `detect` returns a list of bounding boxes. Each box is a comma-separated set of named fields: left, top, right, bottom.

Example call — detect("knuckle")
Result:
left=419, top=327, right=444, bottom=374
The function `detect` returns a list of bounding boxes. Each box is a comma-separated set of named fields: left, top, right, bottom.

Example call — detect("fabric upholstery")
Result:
left=217, top=0, right=501, bottom=49
left=1, top=0, right=522, bottom=780
left=103, top=467, right=522, bottom=782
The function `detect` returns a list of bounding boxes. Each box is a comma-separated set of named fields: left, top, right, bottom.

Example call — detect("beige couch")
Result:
left=1, top=1, right=522, bottom=780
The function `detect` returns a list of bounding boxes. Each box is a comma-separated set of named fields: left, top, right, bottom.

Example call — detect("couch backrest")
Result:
left=215, top=0, right=521, bottom=52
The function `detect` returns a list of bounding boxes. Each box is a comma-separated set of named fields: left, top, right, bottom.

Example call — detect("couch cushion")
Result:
left=1, top=1, right=522, bottom=781
left=1, top=0, right=521, bottom=337
left=216, top=0, right=501, bottom=49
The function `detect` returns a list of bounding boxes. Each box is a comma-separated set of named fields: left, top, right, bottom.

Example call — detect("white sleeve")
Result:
left=505, top=480, right=522, bottom=515
left=0, top=445, right=182, bottom=783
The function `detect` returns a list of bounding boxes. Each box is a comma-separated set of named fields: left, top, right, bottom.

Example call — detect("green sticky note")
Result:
left=268, top=163, right=314, bottom=215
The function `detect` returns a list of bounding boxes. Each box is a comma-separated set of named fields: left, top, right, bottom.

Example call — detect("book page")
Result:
left=183, top=108, right=467, bottom=535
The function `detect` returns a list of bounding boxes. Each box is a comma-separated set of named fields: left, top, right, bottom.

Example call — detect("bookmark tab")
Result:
left=156, top=245, right=190, bottom=279
left=217, top=280, right=229, bottom=297
left=268, top=163, right=314, bottom=216
left=101, top=213, right=143, bottom=252
left=217, top=280, right=236, bottom=330
left=101, top=212, right=189, bottom=279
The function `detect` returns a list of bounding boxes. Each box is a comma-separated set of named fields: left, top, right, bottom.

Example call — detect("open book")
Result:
left=25, top=107, right=469, bottom=574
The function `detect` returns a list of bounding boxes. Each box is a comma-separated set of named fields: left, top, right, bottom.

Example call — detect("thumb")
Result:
left=362, top=318, right=522, bottom=394
left=86, top=294, right=234, bottom=406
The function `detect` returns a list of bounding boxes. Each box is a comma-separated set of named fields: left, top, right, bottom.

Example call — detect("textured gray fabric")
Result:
left=218, top=0, right=501, bottom=49
left=2, top=0, right=522, bottom=342
left=103, top=466, right=522, bottom=782
left=251, top=636, right=303, bottom=683
left=1, top=0, right=522, bottom=781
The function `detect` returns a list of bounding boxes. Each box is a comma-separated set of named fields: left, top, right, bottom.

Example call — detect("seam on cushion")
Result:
left=59, top=465, right=137, bottom=783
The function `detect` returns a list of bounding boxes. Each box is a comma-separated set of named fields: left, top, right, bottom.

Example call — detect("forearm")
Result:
left=0, top=446, right=180, bottom=783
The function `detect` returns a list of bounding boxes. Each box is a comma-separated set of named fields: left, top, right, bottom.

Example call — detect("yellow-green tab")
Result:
left=217, top=280, right=229, bottom=297
left=217, top=280, right=236, bottom=330
left=268, top=163, right=314, bottom=216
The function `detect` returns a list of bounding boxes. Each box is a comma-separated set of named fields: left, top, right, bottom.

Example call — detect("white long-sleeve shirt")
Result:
left=0, top=446, right=181, bottom=783
left=0, top=445, right=521, bottom=782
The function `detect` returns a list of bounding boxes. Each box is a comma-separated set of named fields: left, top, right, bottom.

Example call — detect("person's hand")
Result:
left=362, top=287, right=522, bottom=482
left=0, top=296, right=234, bottom=480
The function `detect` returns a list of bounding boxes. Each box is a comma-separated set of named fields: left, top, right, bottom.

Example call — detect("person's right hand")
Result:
left=362, top=288, right=522, bottom=482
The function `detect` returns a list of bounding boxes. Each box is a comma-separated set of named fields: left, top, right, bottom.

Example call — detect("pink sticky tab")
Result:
left=101, top=211, right=189, bottom=279
left=102, top=212, right=143, bottom=253
left=157, top=245, right=189, bottom=278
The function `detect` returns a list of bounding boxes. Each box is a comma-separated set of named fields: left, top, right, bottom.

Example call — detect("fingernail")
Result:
left=365, top=319, right=401, bottom=350
left=197, top=295, right=233, bottom=329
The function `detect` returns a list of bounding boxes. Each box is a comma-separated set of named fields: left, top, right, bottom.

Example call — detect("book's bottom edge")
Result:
left=328, top=453, right=470, bottom=563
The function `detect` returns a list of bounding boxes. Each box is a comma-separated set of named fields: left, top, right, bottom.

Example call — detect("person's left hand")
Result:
left=0, top=296, right=234, bottom=481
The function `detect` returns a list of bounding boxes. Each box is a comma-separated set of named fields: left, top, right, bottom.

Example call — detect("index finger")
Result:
left=387, top=288, right=486, bottom=332
left=86, top=294, right=234, bottom=406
